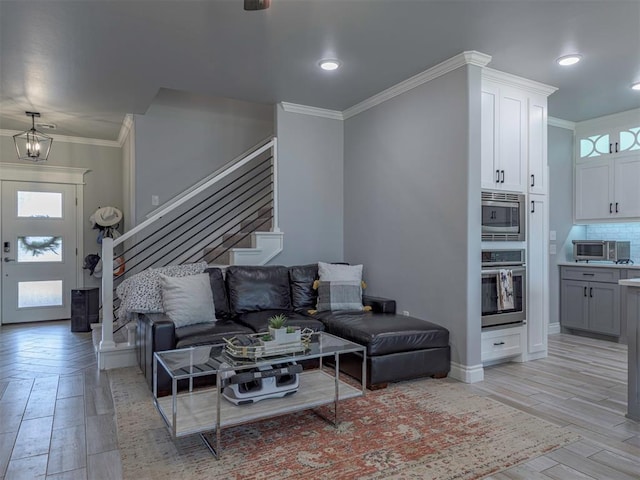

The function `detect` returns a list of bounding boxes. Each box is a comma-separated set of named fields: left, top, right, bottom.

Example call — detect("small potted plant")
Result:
left=268, top=314, right=300, bottom=344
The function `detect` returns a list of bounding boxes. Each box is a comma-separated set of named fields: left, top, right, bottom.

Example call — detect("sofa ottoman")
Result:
left=315, top=310, right=451, bottom=388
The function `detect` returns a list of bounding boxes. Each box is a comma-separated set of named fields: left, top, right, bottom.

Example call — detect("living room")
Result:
left=1, top=1, right=639, bottom=478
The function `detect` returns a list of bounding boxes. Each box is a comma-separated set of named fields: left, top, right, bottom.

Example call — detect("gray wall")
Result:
left=273, top=104, right=344, bottom=265
left=0, top=135, right=124, bottom=289
left=133, top=89, right=274, bottom=220
left=343, top=65, right=482, bottom=368
left=548, top=125, right=577, bottom=327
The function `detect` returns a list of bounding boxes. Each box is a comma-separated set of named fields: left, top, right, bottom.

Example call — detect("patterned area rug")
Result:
left=110, top=368, right=578, bottom=480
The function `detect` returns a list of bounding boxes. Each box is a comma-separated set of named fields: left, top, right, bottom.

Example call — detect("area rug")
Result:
left=110, top=368, right=578, bottom=480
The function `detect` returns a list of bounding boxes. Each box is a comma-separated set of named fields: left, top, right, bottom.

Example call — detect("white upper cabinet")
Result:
left=528, top=94, right=548, bottom=195
left=574, top=109, right=640, bottom=222
left=481, top=80, right=527, bottom=192
left=575, top=153, right=640, bottom=221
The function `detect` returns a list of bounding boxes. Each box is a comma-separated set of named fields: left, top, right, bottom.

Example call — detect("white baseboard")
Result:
left=449, top=361, right=484, bottom=383
left=98, top=342, right=137, bottom=370
left=548, top=322, right=561, bottom=335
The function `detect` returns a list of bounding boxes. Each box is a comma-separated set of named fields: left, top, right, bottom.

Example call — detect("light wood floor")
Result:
left=0, top=321, right=638, bottom=479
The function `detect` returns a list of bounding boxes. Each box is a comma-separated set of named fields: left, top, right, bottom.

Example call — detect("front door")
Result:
left=1, top=181, right=78, bottom=323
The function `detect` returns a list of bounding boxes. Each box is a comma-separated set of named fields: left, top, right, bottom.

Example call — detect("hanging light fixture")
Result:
left=13, top=112, right=53, bottom=162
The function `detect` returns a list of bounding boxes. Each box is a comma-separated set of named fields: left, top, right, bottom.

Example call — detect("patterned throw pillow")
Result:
left=316, top=280, right=364, bottom=312
left=117, top=262, right=208, bottom=317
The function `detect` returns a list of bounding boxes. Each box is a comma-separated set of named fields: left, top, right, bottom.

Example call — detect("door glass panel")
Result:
left=17, top=236, right=62, bottom=262
left=17, top=191, right=63, bottom=218
left=18, top=280, right=63, bottom=308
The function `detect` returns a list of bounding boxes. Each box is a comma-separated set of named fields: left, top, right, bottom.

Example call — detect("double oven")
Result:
left=481, top=249, right=526, bottom=328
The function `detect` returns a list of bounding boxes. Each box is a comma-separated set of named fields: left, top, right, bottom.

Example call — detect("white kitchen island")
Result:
left=618, top=278, right=640, bottom=421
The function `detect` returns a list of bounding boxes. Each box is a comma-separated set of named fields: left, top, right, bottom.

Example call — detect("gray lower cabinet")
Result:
left=560, top=267, right=621, bottom=337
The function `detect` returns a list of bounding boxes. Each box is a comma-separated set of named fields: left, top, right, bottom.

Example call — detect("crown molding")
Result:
left=280, top=102, right=344, bottom=120
left=343, top=50, right=493, bottom=120
left=0, top=129, right=121, bottom=148
left=574, top=107, right=640, bottom=134
left=116, top=114, right=134, bottom=145
left=482, top=67, right=558, bottom=96
left=548, top=117, right=576, bottom=131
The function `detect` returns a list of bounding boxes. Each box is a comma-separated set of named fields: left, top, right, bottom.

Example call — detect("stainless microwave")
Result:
left=572, top=240, right=631, bottom=263
left=481, top=192, right=526, bottom=242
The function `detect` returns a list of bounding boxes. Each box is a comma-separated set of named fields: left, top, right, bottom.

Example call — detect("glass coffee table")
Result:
left=153, top=331, right=366, bottom=458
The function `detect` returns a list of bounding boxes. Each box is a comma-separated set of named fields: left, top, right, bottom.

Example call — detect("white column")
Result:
left=99, top=237, right=116, bottom=349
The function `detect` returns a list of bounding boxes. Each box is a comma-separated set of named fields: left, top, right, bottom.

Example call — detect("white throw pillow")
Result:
left=318, top=261, right=363, bottom=282
left=160, top=273, right=216, bottom=328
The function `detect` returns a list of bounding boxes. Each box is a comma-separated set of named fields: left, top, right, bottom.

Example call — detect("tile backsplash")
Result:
left=586, top=223, right=640, bottom=262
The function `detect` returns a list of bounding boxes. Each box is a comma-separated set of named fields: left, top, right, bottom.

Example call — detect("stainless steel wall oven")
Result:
left=481, top=249, right=526, bottom=328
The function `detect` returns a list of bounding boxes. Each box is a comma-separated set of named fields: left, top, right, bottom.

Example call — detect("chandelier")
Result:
left=13, top=112, right=53, bottom=162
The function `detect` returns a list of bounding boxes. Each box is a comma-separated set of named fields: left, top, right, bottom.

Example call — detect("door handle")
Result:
left=615, top=142, right=619, bottom=153
left=610, top=203, right=613, bottom=214
left=531, top=174, right=535, bottom=187
left=609, top=143, right=613, bottom=154
left=590, top=287, right=593, bottom=298
left=531, top=201, right=535, bottom=213
left=615, top=202, right=619, bottom=213
left=496, top=170, right=500, bottom=183
left=583, top=286, right=587, bottom=297
left=3, top=257, right=15, bottom=262
left=500, top=170, right=505, bottom=183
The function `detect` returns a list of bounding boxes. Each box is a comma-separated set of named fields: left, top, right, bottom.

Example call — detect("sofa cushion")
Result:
left=289, top=264, right=318, bottom=311
left=160, top=273, right=216, bottom=328
left=175, top=320, right=254, bottom=349
left=315, top=312, right=449, bottom=356
left=235, top=309, right=325, bottom=334
left=205, top=267, right=231, bottom=319
left=226, top=265, right=292, bottom=313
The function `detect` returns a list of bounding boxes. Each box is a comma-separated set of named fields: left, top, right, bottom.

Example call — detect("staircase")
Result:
left=95, top=137, right=282, bottom=369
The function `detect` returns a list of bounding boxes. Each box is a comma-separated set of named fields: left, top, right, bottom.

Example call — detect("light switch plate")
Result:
left=549, top=244, right=557, bottom=255
left=549, top=230, right=557, bottom=241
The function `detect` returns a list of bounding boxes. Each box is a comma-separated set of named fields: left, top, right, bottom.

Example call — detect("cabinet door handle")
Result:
left=493, top=341, right=505, bottom=346
left=531, top=201, right=535, bottom=213
left=616, top=202, right=619, bottom=213
left=531, top=174, right=535, bottom=187
left=583, top=286, right=587, bottom=297
left=500, top=170, right=505, bottom=183
left=496, top=169, right=500, bottom=183
left=616, top=142, right=619, bottom=153
left=590, top=287, right=593, bottom=298
left=582, top=273, right=595, bottom=276
left=610, top=203, right=613, bottom=214
left=610, top=143, right=613, bottom=154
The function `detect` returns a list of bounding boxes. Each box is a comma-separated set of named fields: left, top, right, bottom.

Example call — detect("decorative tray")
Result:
left=223, top=328, right=313, bottom=360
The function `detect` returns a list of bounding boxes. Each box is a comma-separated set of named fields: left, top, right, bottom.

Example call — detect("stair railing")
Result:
left=99, top=137, right=278, bottom=351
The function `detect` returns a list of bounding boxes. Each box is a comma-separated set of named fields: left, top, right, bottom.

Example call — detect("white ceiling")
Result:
left=1, top=0, right=639, bottom=141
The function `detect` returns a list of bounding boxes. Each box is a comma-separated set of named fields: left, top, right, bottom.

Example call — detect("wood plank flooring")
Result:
left=0, top=320, right=121, bottom=480
left=0, top=321, right=637, bottom=479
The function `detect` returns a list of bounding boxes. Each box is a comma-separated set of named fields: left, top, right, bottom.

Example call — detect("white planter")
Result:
left=268, top=326, right=301, bottom=344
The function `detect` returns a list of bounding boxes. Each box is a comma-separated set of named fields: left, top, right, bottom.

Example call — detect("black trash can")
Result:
left=71, top=287, right=99, bottom=332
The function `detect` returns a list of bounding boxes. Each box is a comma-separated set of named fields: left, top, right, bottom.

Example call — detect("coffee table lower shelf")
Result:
left=155, top=369, right=362, bottom=439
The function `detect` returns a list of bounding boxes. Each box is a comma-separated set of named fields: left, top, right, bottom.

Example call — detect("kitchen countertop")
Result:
left=558, top=261, right=640, bottom=270
left=619, top=278, right=640, bottom=286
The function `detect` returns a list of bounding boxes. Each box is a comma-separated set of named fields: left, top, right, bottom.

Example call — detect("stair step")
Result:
left=222, top=233, right=252, bottom=248
left=240, top=217, right=272, bottom=232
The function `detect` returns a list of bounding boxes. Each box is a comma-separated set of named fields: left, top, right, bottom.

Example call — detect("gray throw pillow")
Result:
left=316, top=280, right=363, bottom=312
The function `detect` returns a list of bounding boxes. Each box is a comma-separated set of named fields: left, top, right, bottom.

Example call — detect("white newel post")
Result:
left=271, top=137, right=280, bottom=233
left=100, top=236, right=116, bottom=350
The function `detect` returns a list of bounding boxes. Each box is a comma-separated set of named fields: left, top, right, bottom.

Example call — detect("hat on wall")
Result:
left=92, top=206, right=123, bottom=227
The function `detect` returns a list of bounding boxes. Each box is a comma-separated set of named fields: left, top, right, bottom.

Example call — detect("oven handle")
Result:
left=481, top=267, right=526, bottom=275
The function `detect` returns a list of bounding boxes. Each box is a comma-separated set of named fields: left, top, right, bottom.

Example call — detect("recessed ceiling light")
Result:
left=319, top=59, right=341, bottom=71
left=632, top=82, right=640, bottom=91
left=556, top=54, right=582, bottom=66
